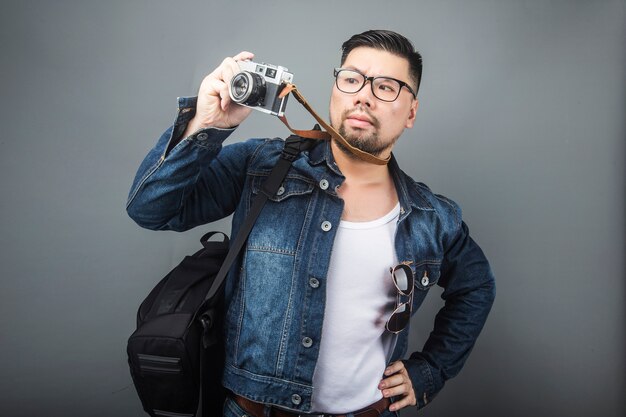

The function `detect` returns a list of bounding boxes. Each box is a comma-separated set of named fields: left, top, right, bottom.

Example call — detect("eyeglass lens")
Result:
left=335, top=70, right=403, bottom=102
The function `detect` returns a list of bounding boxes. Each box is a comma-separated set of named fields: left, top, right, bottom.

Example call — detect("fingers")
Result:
left=379, top=361, right=416, bottom=412
left=210, top=58, right=237, bottom=91
left=218, top=82, right=231, bottom=112
left=207, top=51, right=255, bottom=88
left=389, top=394, right=415, bottom=412
left=384, top=360, right=405, bottom=376
left=379, top=374, right=408, bottom=395
left=189, top=51, right=256, bottom=130
left=213, top=52, right=255, bottom=110
left=219, top=51, right=255, bottom=81
left=383, top=376, right=411, bottom=398
left=200, top=76, right=229, bottom=111
left=233, top=50, right=254, bottom=62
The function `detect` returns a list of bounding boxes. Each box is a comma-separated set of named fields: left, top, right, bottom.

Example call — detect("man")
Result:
left=127, top=30, right=495, bottom=417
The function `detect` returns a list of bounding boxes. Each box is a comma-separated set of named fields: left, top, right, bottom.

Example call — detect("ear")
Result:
left=405, top=98, right=419, bottom=128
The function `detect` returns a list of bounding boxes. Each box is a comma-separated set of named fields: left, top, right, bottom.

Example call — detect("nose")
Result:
left=353, top=79, right=375, bottom=107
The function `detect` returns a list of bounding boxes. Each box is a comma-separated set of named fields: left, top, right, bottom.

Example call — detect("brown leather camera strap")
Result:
left=278, top=83, right=390, bottom=165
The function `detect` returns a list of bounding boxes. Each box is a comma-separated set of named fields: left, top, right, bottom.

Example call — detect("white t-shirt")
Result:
left=311, top=203, right=400, bottom=413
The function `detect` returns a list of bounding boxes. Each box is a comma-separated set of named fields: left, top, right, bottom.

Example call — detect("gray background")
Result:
left=0, top=1, right=624, bottom=416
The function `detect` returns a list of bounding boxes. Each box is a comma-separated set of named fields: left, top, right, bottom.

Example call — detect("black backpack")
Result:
left=127, top=136, right=313, bottom=417
left=127, top=231, right=228, bottom=417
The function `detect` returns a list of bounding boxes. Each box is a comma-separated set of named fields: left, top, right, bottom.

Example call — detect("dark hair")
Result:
left=341, top=29, right=422, bottom=95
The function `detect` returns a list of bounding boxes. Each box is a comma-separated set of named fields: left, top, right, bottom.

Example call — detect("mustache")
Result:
left=341, top=107, right=380, bottom=128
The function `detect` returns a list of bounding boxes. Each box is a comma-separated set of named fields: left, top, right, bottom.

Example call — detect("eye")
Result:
left=377, top=80, right=399, bottom=93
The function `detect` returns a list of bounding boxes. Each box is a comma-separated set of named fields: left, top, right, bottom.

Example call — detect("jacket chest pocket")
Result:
left=409, top=260, right=441, bottom=310
left=247, top=175, right=316, bottom=254
left=251, top=174, right=316, bottom=202
left=413, top=260, right=441, bottom=290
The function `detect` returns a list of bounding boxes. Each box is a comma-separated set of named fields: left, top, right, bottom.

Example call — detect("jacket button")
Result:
left=302, top=337, right=313, bottom=348
left=196, top=132, right=208, bottom=141
left=309, top=278, right=320, bottom=288
left=291, top=394, right=302, bottom=405
left=321, top=221, right=332, bottom=232
left=319, top=179, right=329, bottom=190
left=276, top=186, right=285, bottom=196
left=421, top=274, right=430, bottom=286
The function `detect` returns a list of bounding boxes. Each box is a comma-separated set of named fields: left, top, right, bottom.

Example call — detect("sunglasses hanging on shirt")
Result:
left=386, top=264, right=415, bottom=334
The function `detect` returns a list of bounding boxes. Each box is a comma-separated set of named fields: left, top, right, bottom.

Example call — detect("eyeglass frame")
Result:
left=333, top=68, right=418, bottom=102
left=385, top=263, right=415, bottom=334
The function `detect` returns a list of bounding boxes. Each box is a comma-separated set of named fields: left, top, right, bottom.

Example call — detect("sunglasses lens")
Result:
left=392, top=265, right=413, bottom=295
left=386, top=302, right=411, bottom=333
left=386, top=264, right=415, bottom=333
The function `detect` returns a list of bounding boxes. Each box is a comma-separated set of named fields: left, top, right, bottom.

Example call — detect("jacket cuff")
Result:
left=163, top=96, right=236, bottom=156
left=402, top=357, right=440, bottom=409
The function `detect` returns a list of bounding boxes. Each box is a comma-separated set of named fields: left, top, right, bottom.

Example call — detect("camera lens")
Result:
left=230, top=71, right=266, bottom=106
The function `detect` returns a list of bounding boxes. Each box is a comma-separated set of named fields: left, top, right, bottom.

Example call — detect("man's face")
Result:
left=329, top=46, right=419, bottom=158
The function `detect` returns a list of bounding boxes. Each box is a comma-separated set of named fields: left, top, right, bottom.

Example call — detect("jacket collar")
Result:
left=307, top=140, right=434, bottom=217
left=387, top=154, right=434, bottom=220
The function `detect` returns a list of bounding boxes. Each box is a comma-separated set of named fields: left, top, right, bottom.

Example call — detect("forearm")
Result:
left=403, top=273, right=495, bottom=407
left=126, top=98, right=238, bottom=231
left=127, top=51, right=259, bottom=231
left=404, top=222, right=496, bottom=408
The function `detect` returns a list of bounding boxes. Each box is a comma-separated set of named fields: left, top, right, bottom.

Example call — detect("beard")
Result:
left=333, top=107, right=398, bottom=159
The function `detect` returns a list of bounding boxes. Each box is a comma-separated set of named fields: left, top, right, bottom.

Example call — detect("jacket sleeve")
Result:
left=402, top=215, right=496, bottom=408
left=126, top=97, right=260, bottom=231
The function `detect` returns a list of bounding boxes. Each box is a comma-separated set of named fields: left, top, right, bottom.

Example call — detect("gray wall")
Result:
left=1, top=1, right=624, bottom=416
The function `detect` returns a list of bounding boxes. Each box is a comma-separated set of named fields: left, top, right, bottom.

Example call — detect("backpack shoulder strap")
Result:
left=202, top=135, right=312, bottom=303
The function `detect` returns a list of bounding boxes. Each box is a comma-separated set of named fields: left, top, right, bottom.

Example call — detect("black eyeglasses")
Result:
left=334, top=68, right=417, bottom=102
left=386, top=264, right=414, bottom=333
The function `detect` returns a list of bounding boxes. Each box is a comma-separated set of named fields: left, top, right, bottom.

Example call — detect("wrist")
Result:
left=402, top=358, right=438, bottom=409
left=182, top=117, right=206, bottom=139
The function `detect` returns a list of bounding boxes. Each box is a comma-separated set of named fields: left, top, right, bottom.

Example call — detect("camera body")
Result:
left=229, top=61, right=293, bottom=117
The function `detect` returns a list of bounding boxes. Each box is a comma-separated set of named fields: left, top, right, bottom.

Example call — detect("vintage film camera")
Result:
left=229, top=61, right=293, bottom=117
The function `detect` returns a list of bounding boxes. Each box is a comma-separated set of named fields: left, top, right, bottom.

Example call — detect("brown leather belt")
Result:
left=234, top=395, right=391, bottom=417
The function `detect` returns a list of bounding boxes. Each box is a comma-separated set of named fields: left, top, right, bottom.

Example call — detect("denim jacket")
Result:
left=127, top=97, right=496, bottom=413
